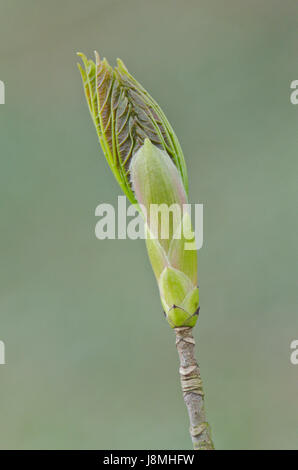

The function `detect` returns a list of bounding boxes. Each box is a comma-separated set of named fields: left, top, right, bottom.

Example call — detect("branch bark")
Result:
left=175, top=326, right=214, bottom=450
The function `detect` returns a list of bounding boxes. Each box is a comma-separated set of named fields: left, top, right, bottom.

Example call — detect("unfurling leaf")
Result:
left=77, top=52, right=188, bottom=204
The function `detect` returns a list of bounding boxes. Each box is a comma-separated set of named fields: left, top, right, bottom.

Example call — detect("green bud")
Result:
left=78, top=53, right=199, bottom=328
left=130, top=138, right=187, bottom=252
left=130, top=140, right=199, bottom=328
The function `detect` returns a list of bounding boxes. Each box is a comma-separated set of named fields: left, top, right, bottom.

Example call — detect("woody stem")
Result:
left=175, top=327, right=214, bottom=450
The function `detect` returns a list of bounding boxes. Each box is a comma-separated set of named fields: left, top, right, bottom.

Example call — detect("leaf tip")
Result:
left=94, top=50, right=100, bottom=65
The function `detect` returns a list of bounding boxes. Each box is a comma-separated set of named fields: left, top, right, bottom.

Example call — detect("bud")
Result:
left=78, top=53, right=199, bottom=328
left=130, top=140, right=199, bottom=328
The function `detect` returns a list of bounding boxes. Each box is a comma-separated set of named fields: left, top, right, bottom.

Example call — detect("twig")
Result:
left=175, top=327, right=214, bottom=450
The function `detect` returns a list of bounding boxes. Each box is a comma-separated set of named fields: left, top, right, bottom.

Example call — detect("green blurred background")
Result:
left=0, top=0, right=297, bottom=450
